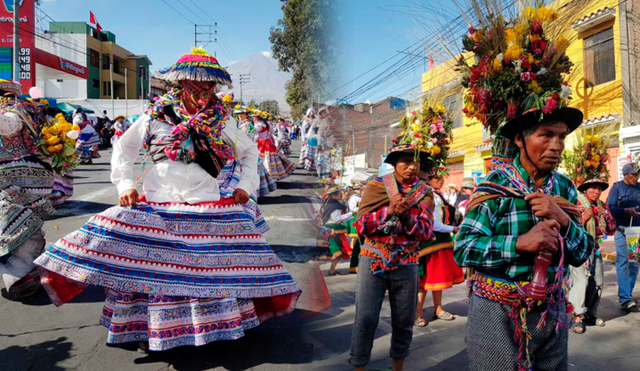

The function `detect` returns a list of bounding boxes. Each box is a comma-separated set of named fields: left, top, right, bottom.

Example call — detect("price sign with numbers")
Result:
left=18, top=47, right=31, bottom=80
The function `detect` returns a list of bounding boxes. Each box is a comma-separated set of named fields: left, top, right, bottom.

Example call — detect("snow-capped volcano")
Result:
left=224, top=51, right=291, bottom=114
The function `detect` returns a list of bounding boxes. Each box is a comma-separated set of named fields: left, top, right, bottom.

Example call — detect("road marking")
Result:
left=264, top=215, right=313, bottom=222
left=71, top=187, right=117, bottom=203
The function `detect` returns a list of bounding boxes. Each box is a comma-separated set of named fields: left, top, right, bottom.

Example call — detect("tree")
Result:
left=247, top=99, right=259, bottom=109
left=270, top=0, right=339, bottom=120
left=259, top=100, right=280, bottom=116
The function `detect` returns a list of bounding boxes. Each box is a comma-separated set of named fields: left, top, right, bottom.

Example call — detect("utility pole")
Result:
left=195, top=24, right=217, bottom=49
left=238, top=73, right=250, bottom=103
left=110, top=61, right=114, bottom=117
left=13, top=0, right=19, bottom=83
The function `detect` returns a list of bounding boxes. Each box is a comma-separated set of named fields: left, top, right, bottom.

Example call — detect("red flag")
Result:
left=96, top=23, right=102, bottom=33
left=89, top=11, right=97, bottom=24
left=428, top=55, right=434, bottom=70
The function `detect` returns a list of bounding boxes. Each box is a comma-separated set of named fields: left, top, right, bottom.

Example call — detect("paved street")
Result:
left=1, top=142, right=640, bottom=371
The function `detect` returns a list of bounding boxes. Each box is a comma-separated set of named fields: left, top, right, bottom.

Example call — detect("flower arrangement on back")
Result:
left=38, top=113, right=80, bottom=174
left=457, top=3, right=573, bottom=137
left=397, top=101, right=454, bottom=177
left=561, top=126, right=614, bottom=188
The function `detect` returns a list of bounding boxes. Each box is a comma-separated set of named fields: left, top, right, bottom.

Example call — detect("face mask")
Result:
left=181, top=80, right=217, bottom=109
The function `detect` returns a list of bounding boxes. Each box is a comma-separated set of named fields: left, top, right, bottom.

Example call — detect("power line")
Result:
left=160, top=0, right=194, bottom=25
left=187, top=0, right=239, bottom=63
left=337, top=0, right=513, bottom=104
left=176, top=0, right=208, bottom=24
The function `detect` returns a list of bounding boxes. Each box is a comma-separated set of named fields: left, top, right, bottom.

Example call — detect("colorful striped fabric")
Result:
left=50, top=171, right=74, bottom=206
left=257, top=157, right=277, bottom=197
left=259, top=150, right=296, bottom=181
left=100, top=290, right=261, bottom=351
left=217, top=159, right=270, bottom=234
left=35, top=197, right=301, bottom=303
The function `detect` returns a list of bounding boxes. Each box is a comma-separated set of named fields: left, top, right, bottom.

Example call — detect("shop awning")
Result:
left=57, top=102, right=95, bottom=114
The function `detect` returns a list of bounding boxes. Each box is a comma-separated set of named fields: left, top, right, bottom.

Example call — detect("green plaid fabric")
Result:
left=454, top=156, right=594, bottom=283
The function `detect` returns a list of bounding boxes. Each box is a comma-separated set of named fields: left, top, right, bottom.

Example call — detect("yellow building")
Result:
left=421, top=0, right=629, bottom=192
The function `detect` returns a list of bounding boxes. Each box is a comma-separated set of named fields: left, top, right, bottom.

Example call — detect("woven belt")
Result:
left=470, top=273, right=569, bottom=371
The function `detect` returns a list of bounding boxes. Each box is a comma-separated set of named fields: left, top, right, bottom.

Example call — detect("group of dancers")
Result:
left=231, top=104, right=296, bottom=197
left=1, top=47, right=301, bottom=352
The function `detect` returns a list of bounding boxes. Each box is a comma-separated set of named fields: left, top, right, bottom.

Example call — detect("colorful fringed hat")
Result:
left=0, top=79, right=21, bottom=96
left=158, top=47, right=232, bottom=87
left=577, top=176, right=609, bottom=192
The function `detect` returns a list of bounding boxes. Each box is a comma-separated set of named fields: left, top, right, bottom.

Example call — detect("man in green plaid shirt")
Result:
left=455, top=154, right=593, bottom=282
left=454, top=107, right=594, bottom=371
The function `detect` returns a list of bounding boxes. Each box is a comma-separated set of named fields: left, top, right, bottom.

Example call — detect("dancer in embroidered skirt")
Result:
left=299, top=108, right=315, bottom=166
left=414, top=174, right=465, bottom=327
left=255, top=114, right=295, bottom=181
left=74, top=111, right=101, bottom=164
left=35, top=47, right=301, bottom=352
left=234, top=106, right=276, bottom=197
left=349, top=143, right=434, bottom=371
left=276, top=118, right=292, bottom=156
left=110, top=115, right=129, bottom=145
left=0, top=81, right=55, bottom=299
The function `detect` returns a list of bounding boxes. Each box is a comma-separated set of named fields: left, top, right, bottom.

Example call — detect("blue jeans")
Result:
left=614, top=231, right=640, bottom=304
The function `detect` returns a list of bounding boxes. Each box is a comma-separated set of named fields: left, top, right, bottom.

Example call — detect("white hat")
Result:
left=306, top=107, right=316, bottom=117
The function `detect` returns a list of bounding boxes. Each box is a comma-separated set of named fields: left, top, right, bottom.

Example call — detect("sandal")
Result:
left=433, top=311, right=455, bottom=321
left=594, top=318, right=605, bottom=327
left=414, top=317, right=428, bottom=327
left=572, top=322, right=586, bottom=334
left=327, top=270, right=342, bottom=276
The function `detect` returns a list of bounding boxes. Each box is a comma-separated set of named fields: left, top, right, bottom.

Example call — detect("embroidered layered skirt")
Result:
left=303, top=138, right=318, bottom=171
left=50, top=170, right=74, bottom=206
left=0, top=155, right=54, bottom=297
left=257, top=138, right=295, bottom=181
left=76, top=132, right=101, bottom=160
left=34, top=197, right=301, bottom=351
left=216, top=160, right=270, bottom=234
left=418, top=232, right=464, bottom=290
left=298, top=142, right=308, bottom=165
left=277, top=133, right=292, bottom=156
left=257, top=157, right=277, bottom=197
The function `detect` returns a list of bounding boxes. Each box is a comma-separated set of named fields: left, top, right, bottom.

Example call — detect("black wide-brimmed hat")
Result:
left=577, top=177, right=609, bottom=192
left=500, top=107, right=584, bottom=140
left=384, top=143, right=430, bottom=166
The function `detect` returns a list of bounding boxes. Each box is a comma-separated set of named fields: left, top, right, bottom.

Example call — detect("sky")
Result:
left=334, top=0, right=463, bottom=105
left=38, top=0, right=464, bottom=105
left=39, top=0, right=284, bottom=72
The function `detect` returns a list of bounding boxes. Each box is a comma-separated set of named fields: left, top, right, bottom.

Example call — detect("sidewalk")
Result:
left=600, top=238, right=617, bottom=262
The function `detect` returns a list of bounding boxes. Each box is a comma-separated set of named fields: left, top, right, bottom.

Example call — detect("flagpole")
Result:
left=110, top=62, right=114, bottom=117
left=124, top=68, right=128, bottom=116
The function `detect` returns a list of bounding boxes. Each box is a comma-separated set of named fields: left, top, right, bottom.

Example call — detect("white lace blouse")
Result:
left=111, top=114, right=259, bottom=204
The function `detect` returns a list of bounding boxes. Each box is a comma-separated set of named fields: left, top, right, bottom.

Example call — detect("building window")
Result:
left=102, top=54, right=110, bottom=70
left=584, top=27, right=615, bottom=87
left=89, top=49, right=99, bottom=68
left=92, top=79, right=99, bottom=89
left=443, top=93, right=463, bottom=128
left=113, top=58, right=120, bottom=74
left=103, top=81, right=111, bottom=96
